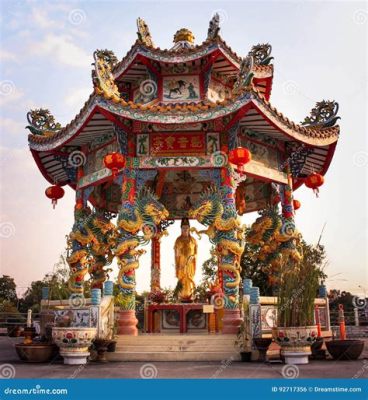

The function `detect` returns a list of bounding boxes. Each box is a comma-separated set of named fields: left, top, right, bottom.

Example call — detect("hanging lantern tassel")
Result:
left=45, top=185, right=65, bottom=209
left=103, top=152, right=126, bottom=179
left=305, top=172, right=324, bottom=198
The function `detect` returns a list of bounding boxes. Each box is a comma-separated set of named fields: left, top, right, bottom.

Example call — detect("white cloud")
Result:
left=0, top=117, right=24, bottom=135
left=0, top=85, right=24, bottom=107
left=64, top=87, right=91, bottom=109
left=30, top=8, right=57, bottom=30
left=29, top=34, right=91, bottom=68
left=0, top=50, right=18, bottom=63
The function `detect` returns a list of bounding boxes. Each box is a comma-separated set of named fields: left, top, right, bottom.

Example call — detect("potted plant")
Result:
left=273, top=255, right=321, bottom=365
left=235, top=318, right=252, bottom=362
left=52, top=327, right=97, bottom=365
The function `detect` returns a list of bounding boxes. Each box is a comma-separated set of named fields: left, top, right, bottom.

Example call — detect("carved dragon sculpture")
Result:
left=26, top=108, right=62, bottom=136
left=188, top=186, right=246, bottom=308
left=302, top=100, right=340, bottom=128
left=114, top=187, right=169, bottom=310
left=246, top=206, right=303, bottom=286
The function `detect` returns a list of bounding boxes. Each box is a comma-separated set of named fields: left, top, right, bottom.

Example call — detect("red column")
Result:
left=151, top=235, right=161, bottom=292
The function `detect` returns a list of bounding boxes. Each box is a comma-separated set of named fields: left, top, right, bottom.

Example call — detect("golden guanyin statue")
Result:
left=174, top=218, right=197, bottom=302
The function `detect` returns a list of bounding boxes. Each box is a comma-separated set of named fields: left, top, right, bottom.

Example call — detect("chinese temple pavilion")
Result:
left=27, top=15, right=340, bottom=337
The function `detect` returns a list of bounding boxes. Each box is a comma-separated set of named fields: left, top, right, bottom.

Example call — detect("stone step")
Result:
left=115, top=334, right=237, bottom=343
left=107, top=351, right=241, bottom=362
left=115, top=345, right=237, bottom=352
left=110, top=334, right=240, bottom=361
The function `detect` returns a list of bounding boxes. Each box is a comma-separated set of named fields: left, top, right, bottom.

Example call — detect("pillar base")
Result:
left=222, top=309, right=242, bottom=334
left=116, top=310, right=138, bottom=335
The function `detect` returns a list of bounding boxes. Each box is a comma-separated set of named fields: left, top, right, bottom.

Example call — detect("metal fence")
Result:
left=0, top=312, right=41, bottom=336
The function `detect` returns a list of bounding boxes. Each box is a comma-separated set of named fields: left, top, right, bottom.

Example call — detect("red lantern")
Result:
left=228, top=147, right=252, bottom=167
left=305, top=172, right=324, bottom=197
left=293, top=199, right=301, bottom=210
left=45, top=185, right=65, bottom=209
left=103, top=152, right=126, bottom=178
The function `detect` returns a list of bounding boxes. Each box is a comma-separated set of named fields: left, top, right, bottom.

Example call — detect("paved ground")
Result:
left=1, top=337, right=367, bottom=379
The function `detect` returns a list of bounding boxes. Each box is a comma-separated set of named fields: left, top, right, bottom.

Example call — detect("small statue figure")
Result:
left=174, top=218, right=197, bottom=302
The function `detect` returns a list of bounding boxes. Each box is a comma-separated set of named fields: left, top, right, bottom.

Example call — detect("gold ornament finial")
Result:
left=173, top=28, right=195, bottom=44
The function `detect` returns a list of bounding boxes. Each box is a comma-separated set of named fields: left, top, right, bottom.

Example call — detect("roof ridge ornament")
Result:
left=26, top=108, right=62, bottom=136
left=249, top=43, right=273, bottom=66
left=171, top=28, right=195, bottom=51
left=207, top=13, right=220, bottom=40
left=233, top=55, right=254, bottom=95
left=137, top=17, right=155, bottom=47
left=92, top=49, right=120, bottom=100
left=302, top=100, right=340, bottom=128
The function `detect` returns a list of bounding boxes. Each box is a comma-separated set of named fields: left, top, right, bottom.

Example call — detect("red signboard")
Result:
left=150, top=132, right=205, bottom=155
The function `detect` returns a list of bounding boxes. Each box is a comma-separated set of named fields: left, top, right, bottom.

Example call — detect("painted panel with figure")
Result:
left=162, top=75, right=200, bottom=102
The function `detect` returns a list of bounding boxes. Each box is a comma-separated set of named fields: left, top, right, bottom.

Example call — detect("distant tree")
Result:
left=0, top=275, right=18, bottom=304
left=328, top=290, right=355, bottom=312
left=19, top=253, right=87, bottom=312
left=200, top=247, right=218, bottom=289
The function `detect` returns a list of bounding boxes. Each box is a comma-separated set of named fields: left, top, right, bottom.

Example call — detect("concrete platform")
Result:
left=0, top=337, right=367, bottom=379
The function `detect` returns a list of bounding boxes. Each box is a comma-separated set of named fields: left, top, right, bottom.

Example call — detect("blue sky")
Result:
left=0, top=0, right=367, bottom=296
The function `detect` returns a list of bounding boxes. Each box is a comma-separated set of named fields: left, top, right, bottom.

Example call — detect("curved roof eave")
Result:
left=113, top=37, right=241, bottom=80
left=28, top=90, right=339, bottom=152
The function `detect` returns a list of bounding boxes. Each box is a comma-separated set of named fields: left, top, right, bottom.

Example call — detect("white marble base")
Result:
left=283, top=351, right=311, bottom=365
left=60, top=351, right=90, bottom=365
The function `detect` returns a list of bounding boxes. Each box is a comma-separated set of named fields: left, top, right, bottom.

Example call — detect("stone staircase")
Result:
left=107, top=334, right=240, bottom=361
